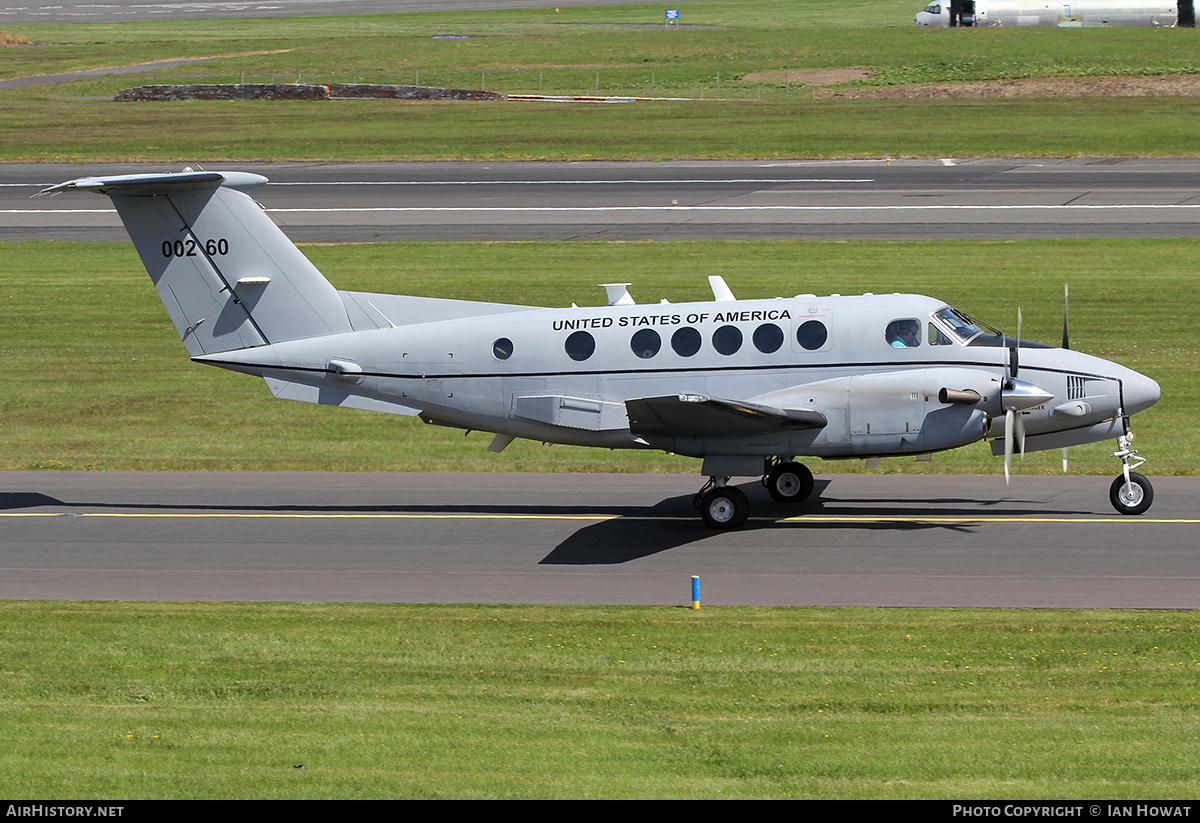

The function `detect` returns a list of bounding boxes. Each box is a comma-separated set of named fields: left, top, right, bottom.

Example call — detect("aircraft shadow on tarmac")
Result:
left=1, top=483, right=1092, bottom=567
left=538, top=481, right=1088, bottom=564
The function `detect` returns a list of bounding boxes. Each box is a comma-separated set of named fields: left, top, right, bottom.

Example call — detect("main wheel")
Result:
left=1109, top=472, right=1153, bottom=516
left=765, top=461, right=814, bottom=504
left=699, top=486, right=749, bottom=530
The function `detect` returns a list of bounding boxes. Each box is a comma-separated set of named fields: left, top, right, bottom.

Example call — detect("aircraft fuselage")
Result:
left=198, top=291, right=1158, bottom=461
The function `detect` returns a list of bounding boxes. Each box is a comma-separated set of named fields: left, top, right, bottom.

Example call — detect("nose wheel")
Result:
left=1110, top=471, right=1153, bottom=516
left=1109, top=426, right=1153, bottom=516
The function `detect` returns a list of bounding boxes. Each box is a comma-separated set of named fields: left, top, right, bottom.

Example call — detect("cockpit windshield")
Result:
left=931, top=306, right=1054, bottom=349
left=923, top=3, right=942, bottom=12
left=932, top=307, right=988, bottom=343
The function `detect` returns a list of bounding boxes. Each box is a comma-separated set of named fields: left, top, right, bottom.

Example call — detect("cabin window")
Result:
left=492, top=337, right=514, bottom=360
left=712, top=325, right=742, bottom=356
left=631, top=328, right=661, bottom=359
left=671, top=327, right=702, bottom=357
left=796, top=320, right=828, bottom=351
left=886, top=319, right=921, bottom=348
left=753, top=323, right=784, bottom=354
left=565, top=330, right=595, bottom=361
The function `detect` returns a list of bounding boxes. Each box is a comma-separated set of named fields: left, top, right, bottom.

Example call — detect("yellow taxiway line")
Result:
left=2, top=512, right=1198, bottom=524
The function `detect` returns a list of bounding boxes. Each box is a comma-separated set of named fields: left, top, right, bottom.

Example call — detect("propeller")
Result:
left=1002, top=407, right=1027, bottom=484
left=1061, top=284, right=1070, bottom=472
left=1001, top=308, right=1024, bottom=483
left=998, top=306, right=1053, bottom=483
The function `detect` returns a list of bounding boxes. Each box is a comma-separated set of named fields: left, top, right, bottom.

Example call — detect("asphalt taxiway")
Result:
left=2, top=471, right=1196, bottom=608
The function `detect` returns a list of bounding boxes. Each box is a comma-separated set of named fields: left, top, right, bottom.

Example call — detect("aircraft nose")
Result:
left=1123, top=370, right=1161, bottom=416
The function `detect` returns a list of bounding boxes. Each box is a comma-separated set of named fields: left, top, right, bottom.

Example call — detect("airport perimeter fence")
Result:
left=159, top=69, right=1200, bottom=101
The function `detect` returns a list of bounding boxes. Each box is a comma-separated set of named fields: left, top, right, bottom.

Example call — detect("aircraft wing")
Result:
left=625, top=394, right=827, bottom=441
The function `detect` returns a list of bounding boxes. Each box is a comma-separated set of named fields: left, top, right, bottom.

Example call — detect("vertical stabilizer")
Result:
left=40, top=170, right=352, bottom=356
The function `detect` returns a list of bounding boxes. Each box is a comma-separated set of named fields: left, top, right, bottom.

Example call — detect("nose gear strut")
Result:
left=1109, top=411, right=1152, bottom=516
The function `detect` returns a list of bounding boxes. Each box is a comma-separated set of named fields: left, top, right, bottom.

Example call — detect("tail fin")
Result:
left=41, top=170, right=351, bottom=356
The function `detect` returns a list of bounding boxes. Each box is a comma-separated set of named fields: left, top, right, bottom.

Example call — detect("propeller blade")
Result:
left=1062, top=284, right=1070, bottom=350
left=1062, top=446, right=1069, bottom=473
left=1014, top=306, right=1022, bottom=379
left=1016, top=411, right=1026, bottom=460
left=1004, top=408, right=1014, bottom=484
left=1003, top=306, right=1022, bottom=384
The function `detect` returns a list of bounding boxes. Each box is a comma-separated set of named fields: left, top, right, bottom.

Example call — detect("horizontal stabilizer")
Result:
left=38, top=170, right=266, bottom=197
left=626, top=394, right=827, bottom=441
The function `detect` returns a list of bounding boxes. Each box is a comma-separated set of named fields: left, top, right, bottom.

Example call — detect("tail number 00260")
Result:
left=162, top=238, right=229, bottom=258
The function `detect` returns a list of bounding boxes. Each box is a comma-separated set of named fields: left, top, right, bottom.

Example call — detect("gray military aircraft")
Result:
left=39, top=169, right=1161, bottom=529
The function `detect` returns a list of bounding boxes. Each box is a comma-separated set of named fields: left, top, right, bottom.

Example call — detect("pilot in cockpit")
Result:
left=886, top=319, right=921, bottom=348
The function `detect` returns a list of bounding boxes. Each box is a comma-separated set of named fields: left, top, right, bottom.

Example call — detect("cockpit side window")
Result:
left=885, top=318, right=921, bottom=348
left=928, top=322, right=953, bottom=346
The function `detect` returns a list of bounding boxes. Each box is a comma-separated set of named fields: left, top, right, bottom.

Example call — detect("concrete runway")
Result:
left=2, top=471, right=1197, bottom=608
left=8, top=158, right=1200, bottom=242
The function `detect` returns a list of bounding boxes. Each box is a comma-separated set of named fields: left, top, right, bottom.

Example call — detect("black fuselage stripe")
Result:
left=196, top=358, right=1123, bottom=385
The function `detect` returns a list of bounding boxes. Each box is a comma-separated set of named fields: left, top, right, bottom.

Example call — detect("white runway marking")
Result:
left=263, top=204, right=1200, bottom=213
left=9, top=203, right=1200, bottom=217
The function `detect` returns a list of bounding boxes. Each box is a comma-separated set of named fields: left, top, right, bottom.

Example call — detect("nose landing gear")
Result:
left=1110, top=420, right=1153, bottom=516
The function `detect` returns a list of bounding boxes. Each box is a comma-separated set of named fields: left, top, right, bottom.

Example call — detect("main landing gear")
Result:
left=694, top=479, right=750, bottom=530
left=764, top=459, right=815, bottom=504
left=693, top=457, right=815, bottom=530
left=1109, top=425, right=1153, bottom=516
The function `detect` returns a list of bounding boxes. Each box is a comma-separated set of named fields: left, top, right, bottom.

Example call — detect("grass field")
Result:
left=1, top=237, right=1191, bottom=476
left=3, top=1, right=1200, bottom=161
left=2, top=601, right=1198, bottom=799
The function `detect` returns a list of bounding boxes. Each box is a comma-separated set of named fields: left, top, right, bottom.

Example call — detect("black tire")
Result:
left=766, top=461, right=814, bottom=504
left=699, top=486, right=750, bottom=530
left=1109, top=472, right=1154, bottom=516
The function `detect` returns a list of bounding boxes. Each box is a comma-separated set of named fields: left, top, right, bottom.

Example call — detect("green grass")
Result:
left=1, top=238, right=1192, bottom=476
left=1, top=601, right=1197, bottom=799
left=4, top=1, right=1200, bottom=161
left=12, top=96, right=1200, bottom=163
